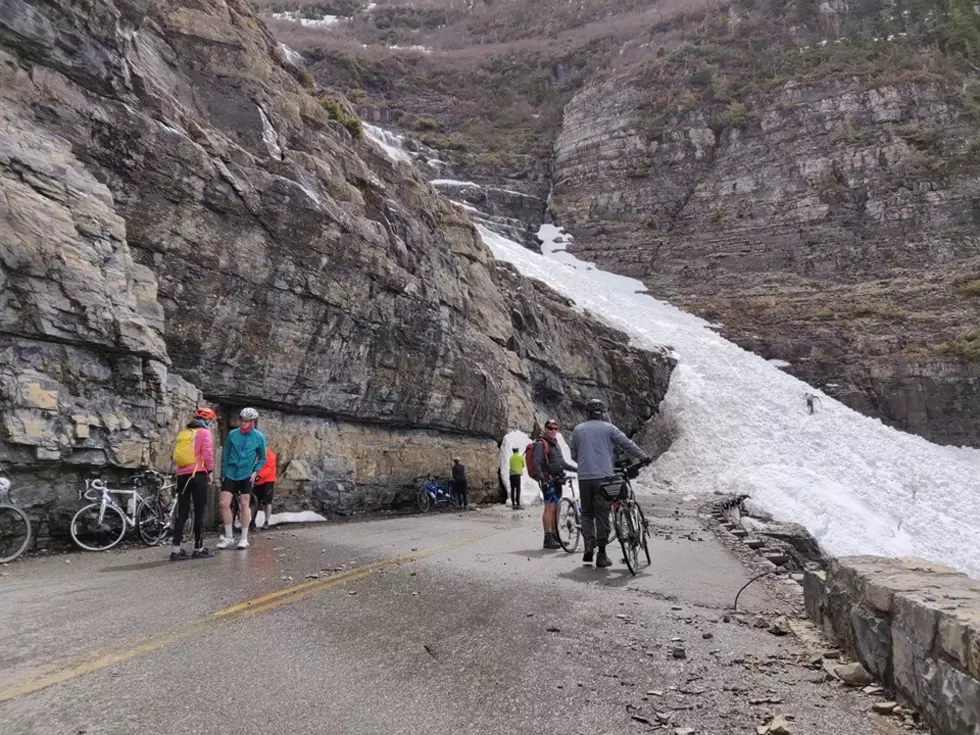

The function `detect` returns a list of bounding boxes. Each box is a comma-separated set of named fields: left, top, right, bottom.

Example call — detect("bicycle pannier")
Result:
left=599, top=478, right=628, bottom=502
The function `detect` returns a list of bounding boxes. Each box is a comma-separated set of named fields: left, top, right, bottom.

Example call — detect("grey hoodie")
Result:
left=570, top=420, right=647, bottom=480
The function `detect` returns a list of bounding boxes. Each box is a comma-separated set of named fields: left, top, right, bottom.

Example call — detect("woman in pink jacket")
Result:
left=171, top=408, right=216, bottom=561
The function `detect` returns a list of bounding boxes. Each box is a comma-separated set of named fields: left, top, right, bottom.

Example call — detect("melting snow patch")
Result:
left=253, top=510, right=328, bottom=527
left=278, top=42, right=304, bottom=66
left=363, top=123, right=412, bottom=163
left=481, top=223, right=980, bottom=579
left=431, top=179, right=482, bottom=188
left=769, top=359, right=792, bottom=368
left=272, top=11, right=341, bottom=27
left=256, top=104, right=283, bottom=160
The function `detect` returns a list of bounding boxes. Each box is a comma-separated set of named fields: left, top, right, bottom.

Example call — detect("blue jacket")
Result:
left=222, top=428, right=267, bottom=481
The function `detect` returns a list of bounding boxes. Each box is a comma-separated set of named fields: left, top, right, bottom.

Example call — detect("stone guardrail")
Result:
left=803, top=556, right=980, bottom=735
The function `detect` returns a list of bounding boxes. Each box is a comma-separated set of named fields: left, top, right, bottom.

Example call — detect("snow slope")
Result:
left=483, top=224, right=980, bottom=579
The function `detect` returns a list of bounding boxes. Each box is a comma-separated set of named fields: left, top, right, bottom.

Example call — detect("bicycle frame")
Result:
left=81, top=479, right=143, bottom=529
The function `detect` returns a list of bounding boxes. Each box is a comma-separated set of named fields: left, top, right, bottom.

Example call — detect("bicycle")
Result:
left=69, top=472, right=174, bottom=551
left=555, top=477, right=617, bottom=554
left=417, top=477, right=461, bottom=513
left=133, top=471, right=181, bottom=546
left=602, top=459, right=653, bottom=575
left=0, top=477, right=32, bottom=563
left=231, top=486, right=259, bottom=531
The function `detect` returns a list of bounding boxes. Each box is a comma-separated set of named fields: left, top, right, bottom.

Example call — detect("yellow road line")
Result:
left=0, top=530, right=494, bottom=703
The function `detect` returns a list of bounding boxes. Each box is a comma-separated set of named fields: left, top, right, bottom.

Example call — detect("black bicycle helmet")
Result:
left=586, top=398, right=606, bottom=416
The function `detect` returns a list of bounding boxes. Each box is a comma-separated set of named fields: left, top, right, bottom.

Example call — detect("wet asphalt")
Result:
left=0, top=497, right=902, bottom=735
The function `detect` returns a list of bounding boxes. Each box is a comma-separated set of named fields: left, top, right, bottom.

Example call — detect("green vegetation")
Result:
left=296, top=68, right=316, bottom=90
left=719, top=102, right=748, bottom=129
left=939, top=329, right=980, bottom=361
left=955, top=278, right=980, bottom=296
left=631, top=160, right=651, bottom=178
left=319, top=96, right=363, bottom=137
left=896, top=122, right=941, bottom=151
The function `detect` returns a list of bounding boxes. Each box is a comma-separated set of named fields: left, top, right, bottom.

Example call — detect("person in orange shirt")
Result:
left=254, top=448, right=277, bottom=531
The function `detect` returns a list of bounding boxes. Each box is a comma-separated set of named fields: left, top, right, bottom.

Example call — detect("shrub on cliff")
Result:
left=719, top=101, right=748, bottom=129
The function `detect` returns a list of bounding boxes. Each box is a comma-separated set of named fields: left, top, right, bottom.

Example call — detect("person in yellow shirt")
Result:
left=508, top=447, right=525, bottom=509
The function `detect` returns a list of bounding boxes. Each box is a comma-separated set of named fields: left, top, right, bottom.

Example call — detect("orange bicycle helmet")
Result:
left=194, top=407, right=217, bottom=421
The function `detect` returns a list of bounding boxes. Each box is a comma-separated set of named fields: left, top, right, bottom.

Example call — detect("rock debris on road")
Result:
left=0, top=496, right=911, bottom=735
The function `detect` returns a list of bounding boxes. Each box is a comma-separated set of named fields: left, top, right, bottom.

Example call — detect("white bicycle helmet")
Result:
left=240, top=407, right=259, bottom=420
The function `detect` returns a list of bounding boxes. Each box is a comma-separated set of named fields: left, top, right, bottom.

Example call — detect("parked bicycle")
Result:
left=555, top=476, right=616, bottom=554
left=417, top=477, right=461, bottom=513
left=132, top=471, right=181, bottom=546
left=70, top=471, right=175, bottom=552
left=0, top=477, right=32, bottom=563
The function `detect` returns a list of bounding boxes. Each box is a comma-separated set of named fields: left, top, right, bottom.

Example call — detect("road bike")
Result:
left=555, top=477, right=617, bottom=554
left=603, top=459, right=653, bottom=575
left=417, top=477, right=461, bottom=513
left=0, top=477, right=31, bottom=563
left=69, top=471, right=175, bottom=552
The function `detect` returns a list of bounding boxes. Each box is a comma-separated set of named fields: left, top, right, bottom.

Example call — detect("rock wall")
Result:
left=804, top=556, right=980, bottom=735
left=0, top=0, right=673, bottom=539
left=550, top=74, right=980, bottom=446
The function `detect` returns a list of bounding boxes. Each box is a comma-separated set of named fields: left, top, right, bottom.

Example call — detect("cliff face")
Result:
left=551, top=72, right=980, bottom=445
left=0, top=0, right=673, bottom=535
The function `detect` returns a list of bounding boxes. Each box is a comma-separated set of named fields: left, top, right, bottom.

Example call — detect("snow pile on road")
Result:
left=484, top=224, right=980, bottom=579
left=252, top=510, right=327, bottom=527
left=499, top=430, right=580, bottom=507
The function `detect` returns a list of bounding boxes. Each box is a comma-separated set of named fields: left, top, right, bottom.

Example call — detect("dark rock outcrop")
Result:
left=0, top=0, right=673, bottom=538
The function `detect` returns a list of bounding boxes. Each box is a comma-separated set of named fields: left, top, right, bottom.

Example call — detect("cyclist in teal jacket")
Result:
left=217, top=407, right=267, bottom=550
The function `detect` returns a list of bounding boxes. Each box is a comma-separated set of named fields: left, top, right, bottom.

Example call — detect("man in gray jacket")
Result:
left=570, top=399, right=650, bottom=567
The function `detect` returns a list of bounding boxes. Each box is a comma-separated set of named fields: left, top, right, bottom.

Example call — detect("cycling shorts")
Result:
left=541, top=479, right=564, bottom=505
left=221, top=477, right=253, bottom=496
left=254, top=482, right=275, bottom=505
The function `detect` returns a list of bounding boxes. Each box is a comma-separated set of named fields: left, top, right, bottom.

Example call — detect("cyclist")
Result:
left=508, top=447, right=524, bottom=509
left=253, top=447, right=277, bottom=531
left=570, top=399, right=650, bottom=567
left=217, top=407, right=267, bottom=549
left=171, top=407, right=216, bottom=561
left=533, top=419, right=577, bottom=549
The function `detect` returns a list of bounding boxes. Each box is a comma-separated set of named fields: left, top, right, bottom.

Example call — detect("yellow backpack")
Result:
left=172, top=428, right=199, bottom=469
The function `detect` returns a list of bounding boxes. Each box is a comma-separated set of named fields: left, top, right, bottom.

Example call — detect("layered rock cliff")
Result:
left=551, top=65, right=980, bottom=445
left=0, top=0, right=673, bottom=538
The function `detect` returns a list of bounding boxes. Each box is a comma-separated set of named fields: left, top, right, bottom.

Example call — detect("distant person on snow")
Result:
left=218, top=407, right=267, bottom=550
left=533, top=419, right=577, bottom=549
left=508, top=447, right=525, bottom=509
left=170, top=407, right=217, bottom=561
left=804, top=393, right=821, bottom=415
left=253, top=448, right=277, bottom=531
left=452, top=458, right=468, bottom=509
left=570, top=399, right=650, bottom=568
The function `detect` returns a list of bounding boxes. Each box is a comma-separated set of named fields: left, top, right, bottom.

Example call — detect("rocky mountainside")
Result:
left=0, top=0, right=673, bottom=539
left=263, top=0, right=980, bottom=446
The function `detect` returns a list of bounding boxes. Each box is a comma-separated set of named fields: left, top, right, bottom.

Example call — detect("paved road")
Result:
left=1, top=497, right=897, bottom=735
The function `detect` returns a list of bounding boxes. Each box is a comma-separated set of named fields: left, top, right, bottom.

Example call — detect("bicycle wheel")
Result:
left=618, top=506, right=640, bottom=576
left=136, top=498, right=166, bottom=546
left=556, top=498, right=580, bottom=553
left=636, top=504, right=651, bottom=566
left=71, top=503, right=126, bottom=552
left=0, top=505, right=31, bottom=563
left=417, top=488, right=431, bottom=513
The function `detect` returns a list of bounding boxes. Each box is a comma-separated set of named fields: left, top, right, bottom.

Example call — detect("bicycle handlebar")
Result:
left=614, top=457, right=654, bottom=479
